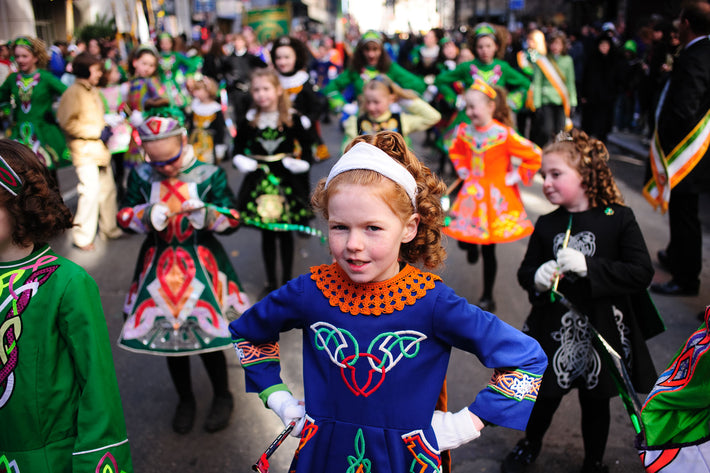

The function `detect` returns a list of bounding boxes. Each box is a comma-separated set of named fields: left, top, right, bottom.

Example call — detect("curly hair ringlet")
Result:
left=0, top=139, right=73, bottom=247
left=311, top=131, right=448, bottom=269
left=543, top=128, right=624, bottom=208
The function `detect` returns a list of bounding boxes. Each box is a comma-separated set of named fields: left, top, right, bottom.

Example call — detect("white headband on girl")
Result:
left=325, top=142, right=418, bottom=208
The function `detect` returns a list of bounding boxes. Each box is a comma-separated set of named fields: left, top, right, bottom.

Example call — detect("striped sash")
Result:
left=643, top=81, right=710, bottom=212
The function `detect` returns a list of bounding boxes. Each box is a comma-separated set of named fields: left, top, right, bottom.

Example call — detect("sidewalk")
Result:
left=606, top=130, right=649, bottom=161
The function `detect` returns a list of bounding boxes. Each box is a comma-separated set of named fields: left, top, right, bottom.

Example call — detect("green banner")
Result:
left=245, top=6, right=290, bottom=44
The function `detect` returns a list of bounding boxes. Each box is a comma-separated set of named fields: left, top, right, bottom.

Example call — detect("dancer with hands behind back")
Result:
left=229, top=131, right=547, bottom=472
left=502, top=129, right=660, bottom=473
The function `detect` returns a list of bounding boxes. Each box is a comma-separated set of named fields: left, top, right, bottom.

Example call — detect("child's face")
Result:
left=142, top=134, right=186, bottom=178
left=88, top=39, right=101, bottom=56
left=132, top=53, right=157, bottom=78
left=274, top=45, right=297, bottom=75
left=363, top=87, right=393, bottom=118
left=14, top=46, right=38, bottom=73
left=550, top=38, right=564, bottom=55
left=464, top=89, right=494, bottom=128
left=458, top=47, right=475, bottom=63
left=442, top=42, right=458, bottom=60
left=107, top=65, right=121, bottom=85
left=475, top=36, right=497, bottom=64
left=540, top=151, right=589, bottom=212
left=251, top=76, right=280, bottom=112
left=87, top=63, right=103, bottom=86
left=327, top=183, right=418, bottom=284
left=192, top=86, right=210, bottom=102
left=362, top=42, right=382, bottom=66
left=0, top=206, right=12, bottom=252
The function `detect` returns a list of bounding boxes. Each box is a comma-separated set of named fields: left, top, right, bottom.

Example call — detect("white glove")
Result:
left=342, top=102, right=358, bottom=116
left=267, top=390, right=306, bottom=437
left=182, top=199, right=206, bottom=229
left=534, top=260, right=560, bottom=292
left=150, top=203, right=169, bottom=231
left=282, top=156, right=310, bottom=174
left=505, top=170, right=522, bottom=186
left=215, top=144, right=227, bottom=160
left=557, top=247, right=588, bottom=277
left=232, top=154, right=258, bottom=173
left=457, top=167, right=470, bottom=180
left=423, top=84, right=438, bottom=102
left=129, top=110, right=145, bottom=127
left=104, top=113, right=123, bottom=128
left=431, top=407, right=481, bottom=451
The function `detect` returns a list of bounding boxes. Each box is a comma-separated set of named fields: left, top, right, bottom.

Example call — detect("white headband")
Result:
left=325, top=142, right=418, bottom=208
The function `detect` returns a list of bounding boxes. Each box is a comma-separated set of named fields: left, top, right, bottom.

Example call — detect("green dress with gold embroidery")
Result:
left=0, top=70, right=71, bottom=169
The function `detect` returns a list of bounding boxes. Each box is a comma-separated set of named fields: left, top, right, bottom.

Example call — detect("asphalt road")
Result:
left=50, top=121, right=709, bottom=473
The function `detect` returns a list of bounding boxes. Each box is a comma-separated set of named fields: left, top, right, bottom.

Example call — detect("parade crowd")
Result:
left=1, top=2, right=709, bottom=472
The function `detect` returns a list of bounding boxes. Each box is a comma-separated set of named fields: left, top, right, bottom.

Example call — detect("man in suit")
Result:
left=650, top=0, right=710, bottom=299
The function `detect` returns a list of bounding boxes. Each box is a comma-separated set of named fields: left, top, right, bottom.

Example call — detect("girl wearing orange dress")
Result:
left=444, top=79, right=542, bottom=311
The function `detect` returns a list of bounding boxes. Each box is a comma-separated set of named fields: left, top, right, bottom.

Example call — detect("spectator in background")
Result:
left=57, top=52, right=123, bottom=251
left=48, top=40, right=68, bottom=78
left=648, top=1, right=710, bottom=304
left=580, top=35, right=619, bottom=141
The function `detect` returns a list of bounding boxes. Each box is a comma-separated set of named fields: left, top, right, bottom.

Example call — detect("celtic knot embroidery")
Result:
left=402, top=430, right=441, bottom=472
left=311, top=321, right=426, bottom=397
left=233, top=339, right=280, bottom=367
left=488, top=368, right=541, bottom=402
left=0, top=262, right=58, bottom=409
left=346, top=429, right=372, bottom=473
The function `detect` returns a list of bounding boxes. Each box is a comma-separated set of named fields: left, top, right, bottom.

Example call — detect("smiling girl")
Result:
left=229, top=130, right=547, bottom=473
left=503, top=129, right=659, bottom=473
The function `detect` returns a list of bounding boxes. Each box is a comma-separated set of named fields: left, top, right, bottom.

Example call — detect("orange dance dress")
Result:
left=443, top=119, right=542, bottom=244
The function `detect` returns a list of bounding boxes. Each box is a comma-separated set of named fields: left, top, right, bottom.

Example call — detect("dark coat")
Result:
left=657, top=37, right=710, bottom=192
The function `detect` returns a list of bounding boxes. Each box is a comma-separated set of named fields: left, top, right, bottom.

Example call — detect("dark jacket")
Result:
left=657, top=37, right=710, bottom=192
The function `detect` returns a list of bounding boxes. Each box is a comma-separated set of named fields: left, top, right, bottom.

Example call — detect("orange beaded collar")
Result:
left=310, top=263, right=441, bottom=316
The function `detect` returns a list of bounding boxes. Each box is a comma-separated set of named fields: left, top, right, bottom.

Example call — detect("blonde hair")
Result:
left=543, top=129, right=624, bottom=208
left=527, top=29, right=547, bottom=55
left=312, top=131, right=447, bottom=269
left=187, top=74, right=219, bottom=99
left=362, top=75, right=417, bottom=102
left=249, top=68, right=292, bottom=128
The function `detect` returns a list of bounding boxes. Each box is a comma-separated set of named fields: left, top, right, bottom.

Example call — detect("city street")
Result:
left=52, top=121, right=709, bottom=472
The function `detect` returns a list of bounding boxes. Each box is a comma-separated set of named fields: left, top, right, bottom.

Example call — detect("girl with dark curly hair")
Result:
left=229, top=130, right=547, bottom=473
left=0, top=139, right=133, bottom=472
left=502, top=129, right=661, bottom=473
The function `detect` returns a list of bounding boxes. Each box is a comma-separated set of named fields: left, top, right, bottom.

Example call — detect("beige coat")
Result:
left=57, top=79, right=111, bottom=167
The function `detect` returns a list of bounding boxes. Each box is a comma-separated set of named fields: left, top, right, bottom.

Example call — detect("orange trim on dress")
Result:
left=310, top=263, right=441, bottom=316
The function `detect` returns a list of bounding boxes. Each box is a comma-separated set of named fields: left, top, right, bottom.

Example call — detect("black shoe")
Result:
left=657, top=249, right=670, bottom=270
left=650, top=280, right=699, bottom=296
left=478, top=298, right=497, bottom=312
left=501, top=438, right=541, bottom=473
left=204, top=393, right=234, bottom=433
left=172, top=399, right=196, bottom=434
left=580, top=460, right=609, bottom=473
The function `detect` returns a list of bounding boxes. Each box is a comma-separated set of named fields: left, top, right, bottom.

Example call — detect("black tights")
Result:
left=481, top=244, right=497, bottom=300
left=262, top=230, right=294, bottom=288
left=167, top=351, right=230, bottom=402
left=525, top=393, right=611, bottom=464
